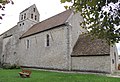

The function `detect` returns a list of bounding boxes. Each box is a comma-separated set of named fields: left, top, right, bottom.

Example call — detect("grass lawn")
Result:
left=0, top=69, right=120, bottom=82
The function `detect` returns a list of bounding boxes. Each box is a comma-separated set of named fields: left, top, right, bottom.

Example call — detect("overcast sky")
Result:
left=0, top=0, right=120, bottom=54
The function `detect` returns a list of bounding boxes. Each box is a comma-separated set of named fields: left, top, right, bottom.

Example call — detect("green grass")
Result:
left=0, top=69, right=120, bottom=82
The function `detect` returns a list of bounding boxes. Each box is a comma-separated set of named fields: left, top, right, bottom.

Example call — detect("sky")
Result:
left=0, top=0, right=120, bottom=54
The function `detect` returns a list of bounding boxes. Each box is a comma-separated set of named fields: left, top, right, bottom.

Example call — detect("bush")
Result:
left=2, top=63, right=20, bottom=69
left=118, top=64, right=120, bottom=70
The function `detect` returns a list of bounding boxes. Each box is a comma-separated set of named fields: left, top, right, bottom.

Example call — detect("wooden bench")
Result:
left=19, top=68, right=31, bottom=78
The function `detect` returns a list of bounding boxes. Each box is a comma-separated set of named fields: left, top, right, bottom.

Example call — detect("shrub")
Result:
left=2, top=63, right=20, bottom=69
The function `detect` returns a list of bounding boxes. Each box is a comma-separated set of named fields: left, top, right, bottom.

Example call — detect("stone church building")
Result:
left=0, top=4, right=119, bottom=73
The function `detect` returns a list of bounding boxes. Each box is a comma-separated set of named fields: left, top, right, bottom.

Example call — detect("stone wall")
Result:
left=0, top=25, right=18, bottom=65
left=68, top=12, right=87, bottom=51
left=19, top=4, right=39, bottom=23
left=66, top=12, right=87, bottom=70
left=0, top=20, right=37, bottom=66
left=18, top=25, right=69, bottom=70
left=18, top=12, right=85, bottom=70
left=0, top=4, right=39, bottom=66
left=71, top=56, right=111, bottom=73
left=110, top=45, right=119, bottom=73
left=0, top=36, right=3, bottom=66
left=17, top=19, right=37, bottom=36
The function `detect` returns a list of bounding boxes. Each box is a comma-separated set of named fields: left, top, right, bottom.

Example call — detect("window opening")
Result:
left=46, top=34, right=49, bottom=46
left=35, top=15, right=37, bottom=20
left=31, top=14, right=33, bottom=19
left=21, top=15, right=23, bottom=20
left=24, top=13, right=26, bottom=19
left=26, top=40, right=30, bottom=49
left=34, top=8, right=35, bottom=12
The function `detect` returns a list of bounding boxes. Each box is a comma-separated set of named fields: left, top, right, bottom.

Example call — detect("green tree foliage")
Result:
left=0, top=0, right=14, bottom=19
left=61, top=0, right=120, bottom=44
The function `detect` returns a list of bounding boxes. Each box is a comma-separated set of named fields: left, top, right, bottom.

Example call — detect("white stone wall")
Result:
left=0, top=5, right=39, bottom=66
left=0, top=36, right=3, bottom=65
left=71, top=56, right=112, bottom=73
left=0, top=25, right=18, bottom=65
left=18, top=12, right=86, bottom=70
left=18, top=26, right=69, bottom=70
left=65, top=12, right=87, bottom=70
left=17, top=19, right=37, bottom=35
left=0, top=36, right=3, bottom=54
left=19, top=5, right=39, bottom=22
left=27, top=5, right=39, bottom=22
left=110, top=45, right=119, bottom=73
left=0, top=19, right=37, bottom=66
left=67, top=12, right=87, bottom=51
left=2, top=36, right=13, bottom=64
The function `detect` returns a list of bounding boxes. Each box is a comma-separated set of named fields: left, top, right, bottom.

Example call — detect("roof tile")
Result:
left=71, top=34, right=110, bottom=56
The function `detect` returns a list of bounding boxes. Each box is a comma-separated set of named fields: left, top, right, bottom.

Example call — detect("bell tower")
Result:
left=17, top=4, right=40, bottom=33
left=19, top=4, right=39, bottom=22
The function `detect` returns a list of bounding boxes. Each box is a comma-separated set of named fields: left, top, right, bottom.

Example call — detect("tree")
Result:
left=0, top=0, right=14, bottom=20
left=61, top=0, right=120, bottom=44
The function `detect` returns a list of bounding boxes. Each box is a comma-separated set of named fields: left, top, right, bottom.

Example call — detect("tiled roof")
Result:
left=71, top=34, right=110, bottom=56
left=20, top=9, right=73, bottom=38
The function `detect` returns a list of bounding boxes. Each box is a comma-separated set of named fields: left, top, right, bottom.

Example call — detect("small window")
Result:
left=23, top=23, right=24, bottom=25
left=24, top=13, right=26, bottom=19
left=21, top=15, right=23, bottom=20
left=46, top=34, right=49, bottom=46
left=26, top=40, right=30, bottom=49
left=31, top=14, right=33, bottom=19
left=33, top=8, right=35, bottom=12
left=20, top=24, right=21, bottom=26
left=35, top=15, right=37, bottom=20
left=14, top=52, right=16, bottom=55
left=112, top=59, right=114, bottom=64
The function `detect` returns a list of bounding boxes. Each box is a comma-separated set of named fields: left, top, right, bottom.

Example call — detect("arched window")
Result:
left=33, top=8, right=35, bottom=12
left=21, top=15, right=23, bottom=20
left=24, top=13, right=26, bottom=19
left=46, top=34, right=49, bottom=46
left=35, top=15, right=37, bottom=20
left=26, top=39, right=30, bottom=49
left=31, top=14, right=33, bottom=19
left=112, top=59, right=114, bottom=64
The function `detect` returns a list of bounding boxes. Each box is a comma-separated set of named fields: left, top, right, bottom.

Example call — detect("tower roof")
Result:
left=20, top=4, right=36, bottom=14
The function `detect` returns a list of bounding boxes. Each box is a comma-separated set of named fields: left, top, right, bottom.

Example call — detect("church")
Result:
left=0, top=4, right=119, bottom=73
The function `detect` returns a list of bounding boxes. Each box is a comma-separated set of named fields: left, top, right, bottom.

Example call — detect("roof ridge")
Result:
left=40, top=9, right=72, bottom=24
left=20, top=4, right=36, bottom=14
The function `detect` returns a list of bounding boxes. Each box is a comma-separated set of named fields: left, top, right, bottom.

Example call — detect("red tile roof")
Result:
left=21, top=9, right=73, bottom=38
